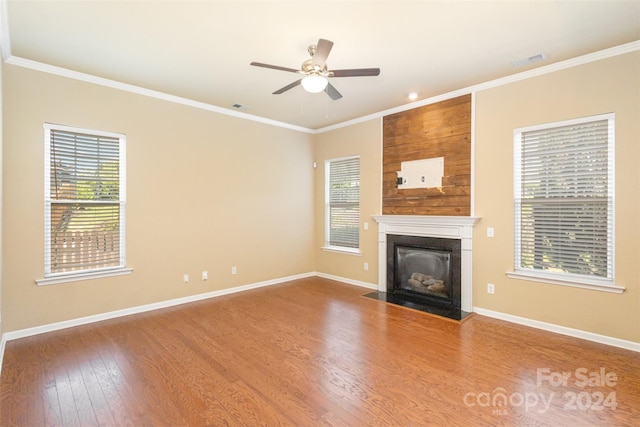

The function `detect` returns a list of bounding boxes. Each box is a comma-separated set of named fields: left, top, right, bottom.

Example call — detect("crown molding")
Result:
left=316, top=40, right=640, bottom=134
left=3, top=22, right=638, bottom=135
left=4, top=55, right=316, bottom=134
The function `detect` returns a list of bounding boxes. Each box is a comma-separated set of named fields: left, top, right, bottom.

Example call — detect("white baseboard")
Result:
left=314, top=272, right=378, bottom=290
left=473, top=307, right=640, bottom=353
left=2, top=275, right=637, bottom=376
left=0, top=272, right=316, bottom=375
left=3, top=272, right=317, bottom=343
left=0, top=335, right=6, bottom=377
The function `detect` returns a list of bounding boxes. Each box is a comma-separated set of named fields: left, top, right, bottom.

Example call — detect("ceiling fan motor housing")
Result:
left=300, top=59, right=331, bottom=77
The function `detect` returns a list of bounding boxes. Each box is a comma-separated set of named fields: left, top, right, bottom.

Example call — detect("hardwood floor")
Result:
left=1, top=277, right=639, bottom=426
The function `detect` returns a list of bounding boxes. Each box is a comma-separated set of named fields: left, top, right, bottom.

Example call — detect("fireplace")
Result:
left=369, top=215, right=479, bottom=320
left=388, top=234, right=461, bottom=310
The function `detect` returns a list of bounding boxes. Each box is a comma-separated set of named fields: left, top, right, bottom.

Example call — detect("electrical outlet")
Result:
left=364, top=262, right=369, bottom=271
left=183, top=274, right=189, bottom=283
left=487, top=283, right=495, bottom=294
left=202, top=271, right=208, bottom=281
left=231, top=266, right=237, bottom=275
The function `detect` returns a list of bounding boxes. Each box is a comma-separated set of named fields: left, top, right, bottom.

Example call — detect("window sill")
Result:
left=506, top=270, right=625, bottom=294
left=322, top=246, right=362, bottom=256
left=36, top=267, right=133, bottom=286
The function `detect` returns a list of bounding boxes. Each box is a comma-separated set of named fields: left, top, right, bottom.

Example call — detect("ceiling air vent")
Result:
left=512, top=53, right=547, bottom=68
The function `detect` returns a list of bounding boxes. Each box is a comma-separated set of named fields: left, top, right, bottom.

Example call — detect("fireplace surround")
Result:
left=371, top=215, right=479, bottom=319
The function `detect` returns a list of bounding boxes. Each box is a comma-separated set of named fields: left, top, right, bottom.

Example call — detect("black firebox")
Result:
left=364, top=234, right=469, bottom=321
left=387, top=234, right=462, bottom=310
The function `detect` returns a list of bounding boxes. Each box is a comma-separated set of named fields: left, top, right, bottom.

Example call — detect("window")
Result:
left=511, top=113, right=617, bottom=291
left=325, top=156, right=360, bottom=253
left=39, top=123, right=129, bottom=285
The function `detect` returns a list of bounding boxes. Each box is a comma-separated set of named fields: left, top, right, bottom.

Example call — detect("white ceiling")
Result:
left=3, top=1, right=640, bottom=130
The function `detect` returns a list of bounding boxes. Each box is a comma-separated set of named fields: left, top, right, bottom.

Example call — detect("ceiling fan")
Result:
left=250, top=38, right=380, bottom=100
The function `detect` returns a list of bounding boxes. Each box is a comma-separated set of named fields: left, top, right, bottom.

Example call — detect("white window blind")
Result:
left=44, top=124, right=126, bottom=277
left=514, top=114, right=614, bottom=284
left=326, top=156, right=360, bottom=250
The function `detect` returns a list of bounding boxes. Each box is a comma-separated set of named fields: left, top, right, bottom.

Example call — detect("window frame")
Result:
left=37, top=123, right=131, bottom=286
left=323, top=155, right=361, bottom=255
left=508, top=113, right=623, bottom=293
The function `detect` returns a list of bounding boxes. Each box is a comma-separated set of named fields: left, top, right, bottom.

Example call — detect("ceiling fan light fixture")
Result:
left=251, top=38, right=379, bottom=100
left=301, top=74, right=328, bottom=93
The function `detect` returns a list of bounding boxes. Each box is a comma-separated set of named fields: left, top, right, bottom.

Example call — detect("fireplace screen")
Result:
left=387, top=234, right=462, bottom=310
left=395, top=246, right=452, bottom=299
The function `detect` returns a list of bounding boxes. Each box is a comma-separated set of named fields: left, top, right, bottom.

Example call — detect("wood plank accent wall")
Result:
left=382, top=94, right=472, bottom=215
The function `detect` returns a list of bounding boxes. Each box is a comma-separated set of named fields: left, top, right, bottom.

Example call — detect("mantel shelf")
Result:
left=373, top=215, right=480, bottom=227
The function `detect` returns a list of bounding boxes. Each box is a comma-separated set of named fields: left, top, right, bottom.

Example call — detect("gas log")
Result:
left=408, top=272, right=446, bottom=293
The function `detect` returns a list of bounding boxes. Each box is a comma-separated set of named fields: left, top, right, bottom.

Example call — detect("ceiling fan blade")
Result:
left=273, top=79, right=302, bottom=94
left=330, top=68, right=381, bottom=77
left=312, top=38, right=334, bottom=68
left=250, top=62, right=299, bottom=73
left=325, top=83, right=343, bottom=100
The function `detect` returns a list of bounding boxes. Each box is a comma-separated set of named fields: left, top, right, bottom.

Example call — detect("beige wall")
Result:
left=311, top=52, right=640, bottom=343
left=2, top=64, right=315, bottom=331
left=314, top=119, right=381, bottom=285
left=2, top=50, right=639, bottom=345
left=473, top=52, right=640, bottom=342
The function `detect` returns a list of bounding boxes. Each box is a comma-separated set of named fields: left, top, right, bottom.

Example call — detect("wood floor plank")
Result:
left=53, top=368, right=82, bottom=426
left=86, top=352, right=136, bottom=427
left=6, top=337, right=51, bottom=427
left=1, top=277, right=639, bottom=426
left=72, top=350, right=118, bottom=426
left=41, top=375, right=63, bottom=426
left=161, top=298, right=322, bottom=426
left=100, top=319, right=190, bottom=426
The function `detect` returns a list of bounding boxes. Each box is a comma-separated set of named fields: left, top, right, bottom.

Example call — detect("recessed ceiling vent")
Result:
left=512, top=53, right=547, bottom=68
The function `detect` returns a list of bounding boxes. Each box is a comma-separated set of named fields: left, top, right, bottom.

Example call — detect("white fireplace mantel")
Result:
left=372, top=215, right=480, bottom=312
